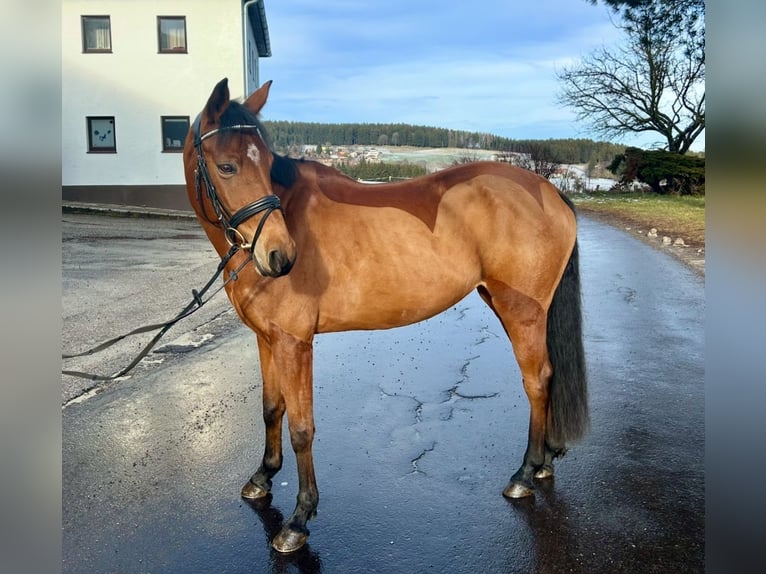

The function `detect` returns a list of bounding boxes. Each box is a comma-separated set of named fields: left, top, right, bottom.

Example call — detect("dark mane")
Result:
left=219, top=101, right=298, bottom=189
left=218, top=100, right=272, bottom=147
left=271, top=154, right=299, bottom=189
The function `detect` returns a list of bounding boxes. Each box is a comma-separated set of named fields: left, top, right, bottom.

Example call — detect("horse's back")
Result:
left=434, top=161, right=574, bottom=231
left=274, top=161, right=576, bottom=333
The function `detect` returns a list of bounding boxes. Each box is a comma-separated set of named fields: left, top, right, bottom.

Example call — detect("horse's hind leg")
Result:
left=534, top=414, right=567, bottom=480
left=242, top=334, right=285, bottom=499
left=478, top=283, right=551, bottom=498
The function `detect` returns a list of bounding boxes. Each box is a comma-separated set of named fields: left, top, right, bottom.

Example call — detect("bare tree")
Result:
left=451, top=152, right=482, bottom=165
left=530, top=143, right=561, bottom=178
left=558, top=0, right=704, bottom=154
left=509, top=143, right=561, bottom=179
left=495, top=150, right=515, bottom=164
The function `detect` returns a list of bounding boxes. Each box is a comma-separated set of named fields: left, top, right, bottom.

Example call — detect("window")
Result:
left=161, top=116, right=190, bottom=152
left=87, top=117, right=116, bottom=153
left=158, top=16, right=187, bottom=53
left=82, top=16, right=112, bottom=53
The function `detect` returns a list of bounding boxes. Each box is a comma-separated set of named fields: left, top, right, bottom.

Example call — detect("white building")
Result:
left=62, top=0, right=271, bottom=208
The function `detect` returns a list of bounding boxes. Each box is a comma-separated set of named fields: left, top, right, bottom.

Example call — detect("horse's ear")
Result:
left=204, top=78, right=230, bottom=125
left=244, top=80, right=273, bottom=115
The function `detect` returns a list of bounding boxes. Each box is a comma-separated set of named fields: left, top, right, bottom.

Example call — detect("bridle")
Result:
left=192, top=114, right=283, bottom=258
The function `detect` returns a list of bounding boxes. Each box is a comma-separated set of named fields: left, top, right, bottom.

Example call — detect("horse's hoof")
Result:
left=272, top=527, right=308, bottom=553
left=534, top=466, right=554, bottom=479
left=241, top=480, right=270, bottom=500
left=503, top=481, right=535, bottom=499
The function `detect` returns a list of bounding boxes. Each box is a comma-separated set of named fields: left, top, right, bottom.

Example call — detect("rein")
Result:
left=62, top=246, right=248, bottom=381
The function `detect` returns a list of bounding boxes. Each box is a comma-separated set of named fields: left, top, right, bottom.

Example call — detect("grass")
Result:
left=570, top=191, right=706, bottom=249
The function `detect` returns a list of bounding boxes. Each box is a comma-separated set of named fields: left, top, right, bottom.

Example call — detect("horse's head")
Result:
left=184, top=78, right=296, bottom=278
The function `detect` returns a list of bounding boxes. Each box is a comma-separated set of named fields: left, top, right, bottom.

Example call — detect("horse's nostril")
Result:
left=269, top=250, right=282, bottom=271
left=269, top=250, right=293, bottom=276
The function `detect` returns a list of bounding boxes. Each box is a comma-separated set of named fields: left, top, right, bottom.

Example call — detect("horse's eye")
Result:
left=217, top=163, right=236, bottom=175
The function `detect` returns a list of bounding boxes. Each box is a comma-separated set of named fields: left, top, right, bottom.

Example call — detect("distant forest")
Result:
left=262, top=120, right=626, bottom=165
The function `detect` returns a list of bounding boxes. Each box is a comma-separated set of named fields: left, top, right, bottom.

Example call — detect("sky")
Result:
left=256, top=0, right=703, bottom=151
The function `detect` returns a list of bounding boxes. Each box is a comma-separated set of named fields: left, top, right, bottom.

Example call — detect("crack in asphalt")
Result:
left=379, top=386, right=424, bottom=424
left=617, top=286, right=637, bottom=305
left=377, top=322, right=503, bottom=478
left=475, top=325, right=495, bottom=346
left=439, top=354, right=500, bottom=421
left=380, top=348, right=501, bottom=478
left=409, top=441, right=437, bottom=475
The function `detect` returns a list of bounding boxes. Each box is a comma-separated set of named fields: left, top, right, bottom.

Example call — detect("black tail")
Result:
left=546, top=199, right=588, bottom=445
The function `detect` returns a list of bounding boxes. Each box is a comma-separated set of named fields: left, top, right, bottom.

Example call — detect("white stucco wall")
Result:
left=62, top=0, right=248, bottom=186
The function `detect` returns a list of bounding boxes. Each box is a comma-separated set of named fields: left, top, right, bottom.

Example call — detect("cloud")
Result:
left=259, top=1, right=644, bottom=141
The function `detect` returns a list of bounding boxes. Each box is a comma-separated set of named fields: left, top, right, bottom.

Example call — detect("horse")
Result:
left=183, top=78, right=588, bottom=553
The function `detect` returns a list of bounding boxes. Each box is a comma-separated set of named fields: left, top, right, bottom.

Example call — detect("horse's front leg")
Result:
left=242, top=334, right=285, bottom=500
left=267, top=327, right=318, bottom=553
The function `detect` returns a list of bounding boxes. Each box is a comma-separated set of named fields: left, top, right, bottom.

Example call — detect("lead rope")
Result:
left=62, top=246, right=248, bottom=381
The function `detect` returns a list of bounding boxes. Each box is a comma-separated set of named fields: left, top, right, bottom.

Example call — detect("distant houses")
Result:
left=293, top=144, right=383, bottom=168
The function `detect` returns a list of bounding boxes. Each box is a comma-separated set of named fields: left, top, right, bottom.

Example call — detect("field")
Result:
left=570, top=191, right=705, bottom=250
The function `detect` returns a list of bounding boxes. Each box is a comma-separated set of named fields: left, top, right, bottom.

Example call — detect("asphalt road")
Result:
left=62, top=212, right=705, bottom=573
left=61, top=212, right=237, bottom=405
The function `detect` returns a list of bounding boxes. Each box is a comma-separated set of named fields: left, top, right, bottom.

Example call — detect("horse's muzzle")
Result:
left=254, top=248, right=295, bottom=278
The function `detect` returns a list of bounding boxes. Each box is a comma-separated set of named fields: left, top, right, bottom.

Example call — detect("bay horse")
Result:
left=183, top=78, right=588, bottom=553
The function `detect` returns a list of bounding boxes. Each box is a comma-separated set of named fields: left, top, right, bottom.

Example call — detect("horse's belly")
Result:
left=316, top=266, right=476, bottom=333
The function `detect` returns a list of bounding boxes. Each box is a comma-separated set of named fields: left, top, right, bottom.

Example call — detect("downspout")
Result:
left=242, top=0, right=260, bottom=97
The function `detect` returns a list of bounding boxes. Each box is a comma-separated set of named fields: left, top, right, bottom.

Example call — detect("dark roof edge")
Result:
left=246, top=0, right=272, bottom=58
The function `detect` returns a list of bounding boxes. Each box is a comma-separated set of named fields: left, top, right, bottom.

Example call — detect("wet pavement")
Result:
left=62, top=213, right=705, bottom=573
left=61, top=212, right=230, bottom=405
